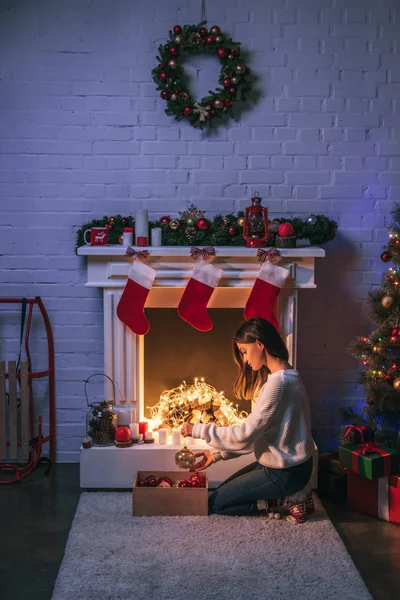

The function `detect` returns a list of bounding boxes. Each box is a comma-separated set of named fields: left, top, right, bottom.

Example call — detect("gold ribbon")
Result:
left=257, top=248, right=278, bottom=264
left=193, top=102, right=210, bottom=122
left=190, top=246, right=215, bottom=261
left=125, top=247, right=149, bottom=261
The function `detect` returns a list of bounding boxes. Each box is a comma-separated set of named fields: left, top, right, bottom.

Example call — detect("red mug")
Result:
left=84, top=227, right=109, bottom=246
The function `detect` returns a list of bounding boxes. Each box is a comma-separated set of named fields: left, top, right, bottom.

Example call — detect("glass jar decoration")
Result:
left=243, top=192, right=269, bottom=248
left=85, top=373, right=117, bottom=447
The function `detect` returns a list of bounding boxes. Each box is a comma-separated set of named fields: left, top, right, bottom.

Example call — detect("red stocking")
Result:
left=178, top=261, right=223, bottom=331
left=244, top=262, right=289, bottom=329
left=117, top=260, right=156, bottom=335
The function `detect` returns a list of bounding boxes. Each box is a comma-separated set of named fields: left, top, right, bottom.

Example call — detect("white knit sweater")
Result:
left=192, top=369, right=314, bottom=469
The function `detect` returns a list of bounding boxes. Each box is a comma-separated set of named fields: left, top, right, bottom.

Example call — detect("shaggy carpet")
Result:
left=51, top=492, right=372, bottom=600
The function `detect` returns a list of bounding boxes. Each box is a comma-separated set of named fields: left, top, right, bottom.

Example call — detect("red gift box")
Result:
left=347, top=471, right=400, bottom=524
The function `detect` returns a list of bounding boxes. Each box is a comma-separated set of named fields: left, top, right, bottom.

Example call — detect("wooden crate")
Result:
left=132, top=470, right=208, bottom=517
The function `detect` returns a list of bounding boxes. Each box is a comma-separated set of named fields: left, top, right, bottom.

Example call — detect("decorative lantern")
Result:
left=243, top=192, right=269, bottom=248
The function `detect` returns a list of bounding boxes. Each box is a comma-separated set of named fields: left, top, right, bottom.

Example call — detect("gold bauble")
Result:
left=394, top=377, right=400, bottom=392
left=170, top=220, right=180, bottom=231
left=118, top=234, right=123, bottom=244
left=381, top=295, right=394, bottom=309
left=174, top=445, right=196, bottom=469
left=237, top=216, right=245, bottom=228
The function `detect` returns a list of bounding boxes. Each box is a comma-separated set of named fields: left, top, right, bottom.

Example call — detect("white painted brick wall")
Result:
left=0, top=0, right=399, bottom=460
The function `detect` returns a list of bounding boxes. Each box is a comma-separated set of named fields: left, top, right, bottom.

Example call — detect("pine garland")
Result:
left=75, top=205, right=338, bottom=251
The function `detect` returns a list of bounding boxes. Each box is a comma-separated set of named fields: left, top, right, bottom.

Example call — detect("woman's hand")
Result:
left=190, top=450, right=214, bottom=472
left=181, top=422, right=194, bottom=437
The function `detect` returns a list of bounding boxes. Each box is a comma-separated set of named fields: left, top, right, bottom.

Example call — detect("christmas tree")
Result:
left=345, top=205, right=400, bottom=448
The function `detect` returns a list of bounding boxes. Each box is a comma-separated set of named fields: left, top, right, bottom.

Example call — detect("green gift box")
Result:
left=339, top=443, right=400, bottom=480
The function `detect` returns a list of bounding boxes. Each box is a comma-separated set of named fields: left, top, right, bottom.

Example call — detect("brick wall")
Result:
left=0, top=0, right=399, bottom=460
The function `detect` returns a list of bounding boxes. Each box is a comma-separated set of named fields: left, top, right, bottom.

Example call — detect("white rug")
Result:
left=51, top=492, right=372, bottom=600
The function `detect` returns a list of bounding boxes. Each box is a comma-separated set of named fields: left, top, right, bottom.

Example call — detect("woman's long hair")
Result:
left=233, top=317, right=289, bottom=400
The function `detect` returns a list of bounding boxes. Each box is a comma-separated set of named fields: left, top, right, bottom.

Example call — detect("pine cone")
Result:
left=185, top=226, right=196, bottom=242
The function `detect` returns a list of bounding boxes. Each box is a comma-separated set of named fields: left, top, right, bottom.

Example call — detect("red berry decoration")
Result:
left=229, top=87, right=236, bottom=95
left=278, top=222, right=295, bottom=238
left=160, top=215, right=171, bottom=224
left=200, top=28, right=208, bottom=36
left=230, top=49, right=239, bottom=56
left=224, top=99, right=233, bottom=107
left=196, top=218, right=210, bottom=231
left=223, top=79, right=231, bottom=87
left=173, top=25, right=182, bottom=35
left=206, top=36, right=215, bottom=45
left=161, top=90, right=171, bottom=100
left=115, top=426, right=131, bottom=443
left=160, top=72, right=168, bottom=81
left=217, top=48, right=228, bottom=59
left=381, top=251, right=392, bottom=263
left=228, top=226, right=236, bottom=237
left=184, top=106, right=193, bottom=116
left=169, top=46, right=179, bottom=56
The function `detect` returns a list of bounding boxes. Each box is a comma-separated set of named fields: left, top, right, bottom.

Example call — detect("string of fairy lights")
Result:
left=149, top=377, right=248, bottom=430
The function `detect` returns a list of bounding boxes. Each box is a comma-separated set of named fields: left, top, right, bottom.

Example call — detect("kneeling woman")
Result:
left=181, top=317, right=315, bottom=523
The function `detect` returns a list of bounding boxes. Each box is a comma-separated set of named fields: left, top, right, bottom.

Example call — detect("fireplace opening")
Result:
left=143, top=309, right=251, bottom=420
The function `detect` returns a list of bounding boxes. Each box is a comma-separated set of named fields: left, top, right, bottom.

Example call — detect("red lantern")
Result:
left=243, top=192, right=269, bottom=248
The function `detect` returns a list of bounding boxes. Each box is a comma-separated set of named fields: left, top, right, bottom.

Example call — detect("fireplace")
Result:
left=78, top=245, right=325, bottom=488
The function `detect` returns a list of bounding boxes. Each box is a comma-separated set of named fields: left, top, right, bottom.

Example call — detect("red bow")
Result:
left=190, top=246, right=215, bottom=261
left=257, top=248, right=277, bottom=264
left=351, top=443, right=391, bottom=476
left=125, top=247, right=149, bottom=261
left=344, top=425, right=367, bottom=444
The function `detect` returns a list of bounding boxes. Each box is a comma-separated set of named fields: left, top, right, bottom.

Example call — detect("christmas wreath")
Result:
left=75, top=204, right=338, bottom=251
left=152, top=21, right=252, bottom=128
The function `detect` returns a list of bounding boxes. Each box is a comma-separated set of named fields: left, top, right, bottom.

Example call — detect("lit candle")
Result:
left=129, top=423, right=140, bottom=440
left=138, top=434, right=144, bottom=444
left=151, top=227, right=162, bottom=247
left=116, top=407, right=134, bottom=427
left=171, top=429, right=182, bottom=445
left=135, top=209, right=149, bottom=240
left=158, top=428, right=168, bottom=445
left=139, top=421, right=148, bottom=439
left=145, top=431, right=154, bottom=443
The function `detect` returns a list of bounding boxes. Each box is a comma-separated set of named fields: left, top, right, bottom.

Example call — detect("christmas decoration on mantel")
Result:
left=149, top=377, right=248, bottom=431
left=75, top=203, right=337, bottom=251
left=152, top=21, right=252, bottom=129
left=343, top=203, right=400, bottom=449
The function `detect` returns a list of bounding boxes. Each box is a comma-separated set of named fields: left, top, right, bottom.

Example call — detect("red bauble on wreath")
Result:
left=151, top=21, right=253, bottom=129
left=278, top=223, right=295, bottom=238
left=196, top=218, right=210, bottom=231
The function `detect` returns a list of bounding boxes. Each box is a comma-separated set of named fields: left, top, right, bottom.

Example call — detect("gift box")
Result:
left=347, top=471, right=400, bottom=524
left=132, top=470, right=208, bottom=517
left=339, top=442, right=400, bottom=480
left=343, top=425, right=375, bottom=445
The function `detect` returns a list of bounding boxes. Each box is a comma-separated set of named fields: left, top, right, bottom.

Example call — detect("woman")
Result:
left=181, top=316, right=315, bottom=523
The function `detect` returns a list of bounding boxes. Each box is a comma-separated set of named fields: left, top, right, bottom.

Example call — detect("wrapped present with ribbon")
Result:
left=347, top=471, right=400, bottom=524
left=339, top=442, right=400, bottom=480
left=343, top=425, right=375, bottom=445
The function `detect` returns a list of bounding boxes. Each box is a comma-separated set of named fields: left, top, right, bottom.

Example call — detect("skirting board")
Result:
left=80, top=440, right=318, bottom=489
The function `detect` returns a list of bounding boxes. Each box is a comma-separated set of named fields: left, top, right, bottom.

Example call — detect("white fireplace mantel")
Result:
left=78, top=244, right=325, bottom=488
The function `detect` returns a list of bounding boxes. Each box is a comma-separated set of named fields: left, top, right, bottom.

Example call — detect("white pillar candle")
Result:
left=129, top=423, right=140, bottom=440
left=157, top=428, right=168, bottom=445
left=145, top=431, right=154, bottom=441
left=116, top=407, right=134, bottom=427
left=138, top=433, right=144, bottom=444
left=135, top=209, right=149, bottom=239
left=171, top=429, right=182, bottom=445
left=150, top=227, right=162, bottom=247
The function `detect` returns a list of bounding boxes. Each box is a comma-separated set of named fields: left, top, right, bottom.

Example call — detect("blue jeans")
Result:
left=209, top=457, right=313, bottom=516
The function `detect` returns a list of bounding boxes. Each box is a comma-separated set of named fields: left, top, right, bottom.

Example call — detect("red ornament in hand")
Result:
left=196, top=218, right=210, bottom=231
left=278, top=223, right=294, bottom=238
left=115, top=426, right=131, bottom=443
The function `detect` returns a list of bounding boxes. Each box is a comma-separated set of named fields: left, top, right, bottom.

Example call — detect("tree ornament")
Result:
left=184, top=106, right=193, bottom=116
left=174, top=445, right=196, bottom=469
left=173, top=25, right=182, bottom=35
left=392, top=327, right=400, bottom=337
left=381, top=251, right=392, bottom=263
left=179, top=203, right=206, bottom=223
left=394, top=377, right=400, bottom=392
left=196, top=218, right=210, bottom=231
left=160, top=215, right=172, bottom=224
left=121, top=218, right=127, bottom=226
left=228, top=226, right=237, bottom=237
left=186, top=218, right=195, bottom=226
left=381, top=295, right=394, bottom=309
left=223, top=218, right=230, bottom=226
left=231, top=76, right=238, bottom=84
left=118, top=234, right=123, bottom=244
left=108, top=216, right=115, bottom=224
left=210, top=25, right=221, bottom=36
left=366, top=396, right=375, bottom=405
left=278, top=223, right=295, bottom=238
left=215, top=35, right=223, bottom=43
left=170, top=220, right=180, bottom=231
left=152, top=22, right=253, bottom=129
left=384, top=373, right=394, bottom=383
left=107, top=223, right=113, bottom=230
left=237, top=216, right=245, bottom=228
left=230, top=49, right=239, bottom=56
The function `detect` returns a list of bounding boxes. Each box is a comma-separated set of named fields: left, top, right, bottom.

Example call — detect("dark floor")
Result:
left=1, top=464, right=400, bottom=600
